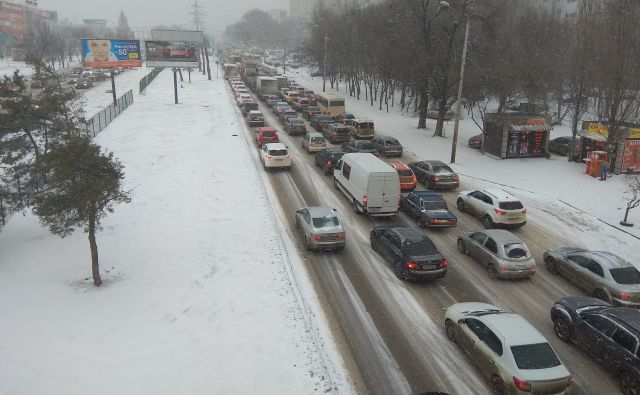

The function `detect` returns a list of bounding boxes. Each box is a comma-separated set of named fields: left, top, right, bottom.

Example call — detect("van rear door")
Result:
left=382, top=172, right=400, bottom=213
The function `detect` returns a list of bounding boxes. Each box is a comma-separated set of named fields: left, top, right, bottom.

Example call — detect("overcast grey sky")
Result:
left=39, top=0, right=287, bottom=36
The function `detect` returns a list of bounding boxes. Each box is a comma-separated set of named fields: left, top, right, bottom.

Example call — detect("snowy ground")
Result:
left=0, top=69, right=351, bottom=394
left=293, top=70, right=640, bottom=256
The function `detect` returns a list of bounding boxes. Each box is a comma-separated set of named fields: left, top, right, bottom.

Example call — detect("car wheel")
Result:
left=394, top=261, right=406, bottom=280
left=594, top=289, right=610, bottom=303
left=457, top=199, right=466, bottom=212
left=324, top=164, right=331, bottom=176
left=483, top=215, right=494, bottom=229
left=488, top=264, right=499, bottom=280
left=417, top=218, right=426, bottom=228
left=545, top=256, right=558, bottom=274
left=333, top=177, right=339, bottom=190
left=304, top=236, right=311, bottom=250
left=620, top=371, right=640, bottom=395
left=490, top=375, right=507, bottom=395
left=553, top=316, right=572, bottom=342
left=371, top=238, right=379, bottom=253
left=457, top=239, right=466, bottom=254
left=353, top=199, right=360, bottom=214
left=445, top=319, right=456, bottom=342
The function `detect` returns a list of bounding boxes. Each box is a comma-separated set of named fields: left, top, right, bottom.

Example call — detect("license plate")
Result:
left=275, top=158, right=283, bottom=161
left=422, top=264, right=437, bottom=270
left=368, top=207, right=381, bottom=212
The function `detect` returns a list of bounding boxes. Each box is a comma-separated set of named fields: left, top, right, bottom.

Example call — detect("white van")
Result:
left=333, top=153, right=400, bottom=216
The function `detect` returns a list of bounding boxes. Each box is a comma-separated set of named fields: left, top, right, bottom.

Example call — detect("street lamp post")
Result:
left=322, top=33, right=328, bottom=92
left=450, top=14, right=470, bottom=164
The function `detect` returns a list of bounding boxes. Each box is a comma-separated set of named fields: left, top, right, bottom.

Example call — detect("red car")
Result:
left=256, top=127, right=279, bottom=146
left=387, top=161, right=417, bottom=191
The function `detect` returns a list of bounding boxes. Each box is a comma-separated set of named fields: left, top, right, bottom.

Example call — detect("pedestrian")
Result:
left=600, top=160, right=609, bottom=181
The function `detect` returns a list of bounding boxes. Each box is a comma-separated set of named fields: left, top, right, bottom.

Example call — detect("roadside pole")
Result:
left=110, top=69, right=117, bottom=107
left=204, top=48, right=211, bottom=80
left=188, top=68, right=191, bottom=83
left=173, top=68, right=179, bottom=104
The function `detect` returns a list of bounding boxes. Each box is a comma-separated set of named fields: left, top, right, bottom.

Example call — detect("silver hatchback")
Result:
left=295, top=207, right=345, bottom=251
left=457, top=229, right=536, bottom=280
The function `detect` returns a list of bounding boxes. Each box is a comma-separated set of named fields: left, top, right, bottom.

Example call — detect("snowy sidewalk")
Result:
left=0, top=70, right=350, bottom=394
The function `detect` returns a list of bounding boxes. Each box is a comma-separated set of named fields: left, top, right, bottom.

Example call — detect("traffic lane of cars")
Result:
left=251, top=94, right=489, bottom=394
left=241, top=84, right=618, bottom=394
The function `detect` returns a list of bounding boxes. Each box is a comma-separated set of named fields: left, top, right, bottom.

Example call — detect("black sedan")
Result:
left=551, top=296, right=640, bottom=395
left=315, top=148, right=345, bottom=175
left=370, top=226, right=448, bottom=281
left=399, top=191, right=457, bottom=228
left=341, top=140, right=379, bottom=156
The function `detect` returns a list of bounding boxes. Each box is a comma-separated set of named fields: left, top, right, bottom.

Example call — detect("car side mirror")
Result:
left=332, top=208, right=337, bottom=212
left=458, top=319, right=466, bottom=325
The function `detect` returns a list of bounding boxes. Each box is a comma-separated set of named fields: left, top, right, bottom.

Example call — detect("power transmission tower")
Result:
left=190, top=0, right=206, bottom=31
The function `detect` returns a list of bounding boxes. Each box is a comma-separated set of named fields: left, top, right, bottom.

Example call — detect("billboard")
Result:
left=82, top=39, right=142, bottom=68
left=145, top=41, right=199, bottom=68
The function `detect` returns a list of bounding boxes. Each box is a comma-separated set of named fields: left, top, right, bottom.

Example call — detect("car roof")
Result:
left=353, top=118, right=373, bottom=122
left=264, top=142, right=286, bottom=149
left=249, top=110, right=262, bottom=114
left=305, top=206, right=338, bottom=218
left=324, top=148, right=344, bottom=153
left=482, top=189, right=519, bottom=202
left=583, top=251, right=632, bottom=268
left=391, top=226, right=426, bottom=242
left=479, top=313, right=547, bottom=346
left=307, top=132, right=323, bottom=137
left=425, top=160, right=448, bottom=166
left=474, top=229, right=522, bottom=243
left=387, top=160, right=410, bottom=170
left=601, top=308, right=640, bottom=334
left=258, top=127, right=276, bottom=131
left=410, top=191, right=444, bottom=201
left=377, top=135, right=399, bottom=141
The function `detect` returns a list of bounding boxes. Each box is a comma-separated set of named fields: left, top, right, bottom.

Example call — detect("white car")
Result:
left=260, top=143, right=292, bottom=171
left=456, top=188, right=527, bottom=229
left=237, top=94, right=252, bottom=107
left=445, top=302, right=573, bottom=395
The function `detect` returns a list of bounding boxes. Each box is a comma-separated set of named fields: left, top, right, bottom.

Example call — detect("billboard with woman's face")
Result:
left=82, top=39, right=142, bottom=68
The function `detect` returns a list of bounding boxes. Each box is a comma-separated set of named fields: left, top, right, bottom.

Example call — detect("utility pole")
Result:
left=322, top=33, right=328, bottom=92
left=450, top=14, right=470, bottom=164
left=190, top=0, right=206, bottom=73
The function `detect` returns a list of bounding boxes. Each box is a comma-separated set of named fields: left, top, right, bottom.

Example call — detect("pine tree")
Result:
left=33, top=137, right=131, bottom=286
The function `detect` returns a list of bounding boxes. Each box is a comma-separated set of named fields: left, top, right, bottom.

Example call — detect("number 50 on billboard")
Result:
left=82, top=39, right=142, bottom=68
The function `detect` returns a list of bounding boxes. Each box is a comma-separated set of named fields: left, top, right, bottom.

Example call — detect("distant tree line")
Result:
left=307, top=0, right=640, bottom=154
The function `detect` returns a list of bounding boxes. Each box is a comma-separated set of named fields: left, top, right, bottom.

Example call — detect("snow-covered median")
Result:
left=0, top=70, right=351, bottom=394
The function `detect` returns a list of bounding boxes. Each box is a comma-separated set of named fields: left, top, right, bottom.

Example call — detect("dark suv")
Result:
left=551, top=296, right=640, bottom=394
left=371, top=136, right=404, bottom=157
left=322, top=123, right=351, bottom=144
left=315, top=148, right=345, bottom=175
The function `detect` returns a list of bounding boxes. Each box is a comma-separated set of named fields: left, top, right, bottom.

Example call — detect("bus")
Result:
left=223, top=63, right=239, bottom=79
left=317, top=93, right=345, bottom=117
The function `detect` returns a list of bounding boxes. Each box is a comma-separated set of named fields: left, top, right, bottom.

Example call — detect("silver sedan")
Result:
left=457, top=229, right=536, bottom=280
left=295, top=207, right=345, bottom=251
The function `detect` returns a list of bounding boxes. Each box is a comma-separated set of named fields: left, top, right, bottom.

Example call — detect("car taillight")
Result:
left=494, top=208, right=507, bottom=215
left=332, top=131, right=337, bottom=137
left=434, top=177, right=441, bottom=182
left=310, top=234, right=322, bottom=241
left=532, top=263, right=536, bottom=271
left=500, top=265, right=508, bottom=272
left=429, top=219, right=437, bottom=224
left=363, top=195, right=368, bottom=208
left=397, top=194, right=401, bottom=204
left=568, top=376, right=573, bottom=385
left=407, top=261, right=420, bottom=270
left=454, top=175, right=459, bottom=181
left=373, top=151, right=380, bottom=157
left=523, top=208, right=527, bottom=214
left=337, top=233, right=345, bottom=240
left=266, top=155, right=272, bottom=159
left=621, top=293, right=630, bottom=300
left=441, top=259, right=449, bottom=267
left=327, top=160, right=333, bottom=167
left=513, top=377, right=531, bottom=392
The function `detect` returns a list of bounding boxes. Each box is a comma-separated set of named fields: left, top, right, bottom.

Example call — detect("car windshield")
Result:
left=290, top=119, right=304, bottom=124
left=268, top=149, right=288, bottom=156
left=504, top=243, right=529, bottom=258
left=433, top=165, right=453, bottom=174
left=511, top=343, right=561, bottom=370
left=499, top=201, right=524, bottom=210
left=422, top=201, right=447, bottom=210
left=610, top=267, right=640, bottom=284
left=398, top=169, right=413, bottom=177
left=402, top=238, right=437, bottom=255
left=312, top=216, right=340, bottom=228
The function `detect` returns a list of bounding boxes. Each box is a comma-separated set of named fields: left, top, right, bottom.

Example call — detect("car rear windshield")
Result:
left=511, top=343, right=561, bottom=370
left=499, top=201, right=524, bottom=210
left=402, top=238, right=438, bottom=255
left=262, top=131, right=275, bottom=137
left=610, top=267, right=640, bottom=284
left=433, top=165, right=454, bottom=174
left=311, top=137, right=325, bottom=143
left=398, top=169, right=413, bottom=177
left=504, top=243, right=529, bottom=258
left=318, top=116, right=332, bottom=121
left=356, top=122, right=373, bottom=128
left=384, top=138, right=400, bottom=145
left=245, top=103, right=258, bottom=109
left=423, top=201, right=447, bottom=210
left=334, top=127, right=349, bottom=134
left=290, top=119, right=304, bottom=124
left=357, top=142, right=375, bottom=150
left=312, top=217, right=340, bottom=228
left=307, top=107, right=319, bottom=112
left=330, top=152, right=345, bottom=160
left=268, top=149, right=288, bottom=156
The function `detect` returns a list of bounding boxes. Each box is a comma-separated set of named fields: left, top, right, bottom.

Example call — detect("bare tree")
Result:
left=620, top=176, right=640, bottom=227
left=114, top=10, right=134, bottom=39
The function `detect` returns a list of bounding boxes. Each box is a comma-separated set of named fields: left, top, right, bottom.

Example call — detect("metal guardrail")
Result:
left=139, top=67, right=163, bottom=94
left=85, top=90, right=134, bottom=137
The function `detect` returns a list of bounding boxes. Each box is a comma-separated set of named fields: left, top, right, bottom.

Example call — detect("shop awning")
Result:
left=578, top=130, right=607, bottom=141
left=509, top=124, right=553, bottom=132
